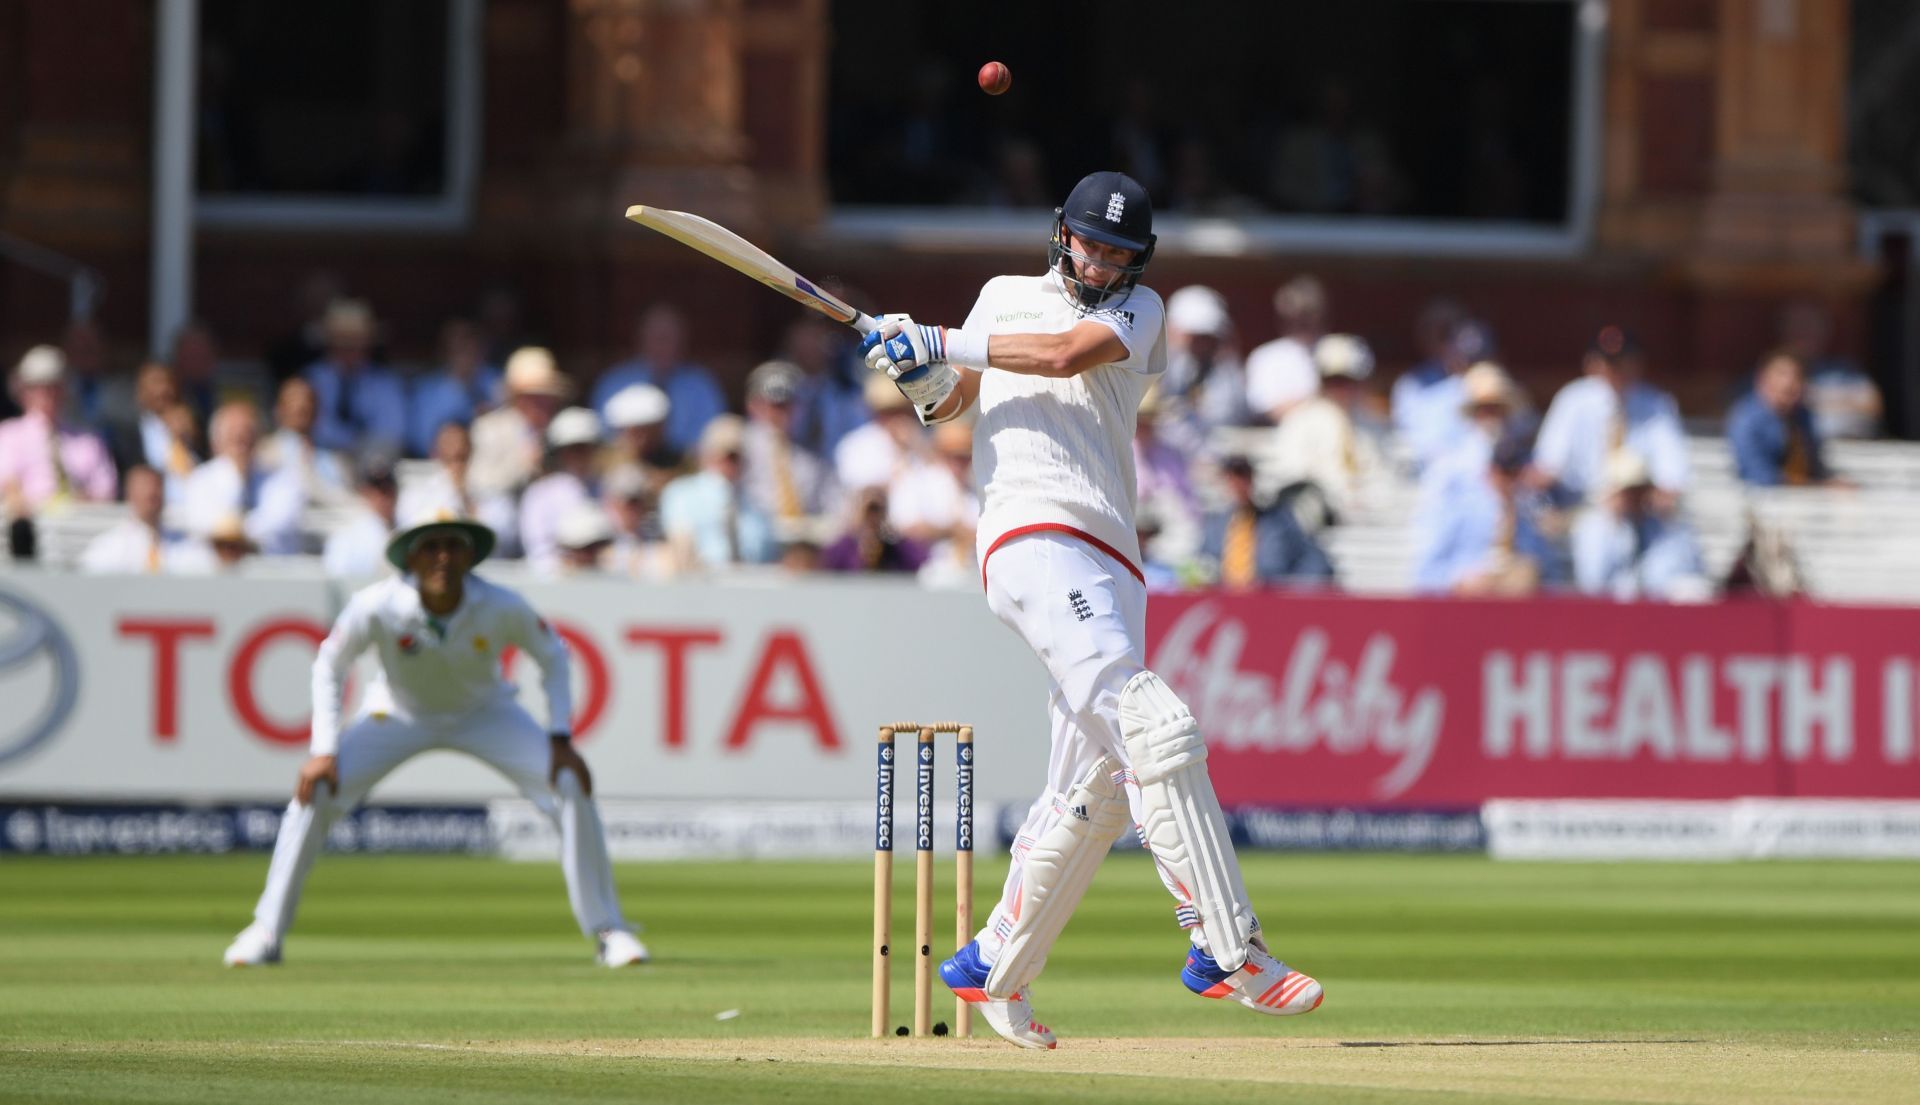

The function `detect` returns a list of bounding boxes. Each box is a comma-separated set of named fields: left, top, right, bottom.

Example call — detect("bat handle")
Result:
left=850, top=311, right=881, bottom=337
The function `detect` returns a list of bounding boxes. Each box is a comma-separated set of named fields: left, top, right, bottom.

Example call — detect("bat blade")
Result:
left=625, top=205, right=878, bottom=335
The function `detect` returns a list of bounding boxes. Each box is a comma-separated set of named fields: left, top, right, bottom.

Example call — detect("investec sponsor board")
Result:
left=1483, top=799, right=1920, bottom=860
left=0, top=802, right=491, bottom=855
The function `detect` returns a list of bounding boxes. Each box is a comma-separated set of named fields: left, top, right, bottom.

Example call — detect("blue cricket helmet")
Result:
left=1049, top=170, right=1157, bottom=309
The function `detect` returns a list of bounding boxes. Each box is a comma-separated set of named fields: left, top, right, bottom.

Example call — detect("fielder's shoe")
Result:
left=1181, top=939, right=1322, bottom=1016
left=939, top=940, right=1056, bottom=1050
left=222, top=924, right=282, bottom=967
left=595, top=928, right=649, bottom=967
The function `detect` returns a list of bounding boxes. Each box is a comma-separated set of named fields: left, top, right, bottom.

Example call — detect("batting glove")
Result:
left=861, top=313, right=945, bottom=375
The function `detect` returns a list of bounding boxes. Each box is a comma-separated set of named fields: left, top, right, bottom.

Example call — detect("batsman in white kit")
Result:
left=861, top=171, right=1323, bottom=1048
left=223, top=517, right=646, bottom=968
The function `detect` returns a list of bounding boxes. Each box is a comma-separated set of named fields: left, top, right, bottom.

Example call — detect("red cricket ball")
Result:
left=977, top=61, right=1011, bottom=96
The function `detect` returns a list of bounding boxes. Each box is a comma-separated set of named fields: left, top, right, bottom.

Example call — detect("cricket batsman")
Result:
left=860, top=171, right=1323, bottom=1048
left=223, top=516, right=646, bottom=968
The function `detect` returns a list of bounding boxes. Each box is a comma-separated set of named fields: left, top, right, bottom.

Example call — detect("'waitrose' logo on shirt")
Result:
left=996, top=311, right=1044, bottom=322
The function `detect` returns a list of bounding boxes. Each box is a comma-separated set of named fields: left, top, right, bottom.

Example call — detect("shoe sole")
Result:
left=943, top=976, right=1056, bottom=1050
left=1194, top=972, right=1323, bottom=1016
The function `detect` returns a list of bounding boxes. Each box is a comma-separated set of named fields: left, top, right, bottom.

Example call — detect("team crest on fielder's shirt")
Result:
left=397, top=633, right=421, bottom=655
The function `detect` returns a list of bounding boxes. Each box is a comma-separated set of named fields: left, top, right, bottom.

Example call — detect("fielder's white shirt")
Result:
left=310, top=574, right=571, bottom=756
left=963, top=270, right=1167, bottom=577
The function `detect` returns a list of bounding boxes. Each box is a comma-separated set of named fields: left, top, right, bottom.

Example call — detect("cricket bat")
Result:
left=624, top=205, right=880, bottom=336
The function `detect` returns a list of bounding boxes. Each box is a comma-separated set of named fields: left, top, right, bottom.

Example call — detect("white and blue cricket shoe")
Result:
left=939, top=940, right=1056, bottom=1050
left=222, top=924, right=282, bottom=967
left=1182, top=939, right=1323, bottom=1015
left=595, top=928, right=649, bottom=967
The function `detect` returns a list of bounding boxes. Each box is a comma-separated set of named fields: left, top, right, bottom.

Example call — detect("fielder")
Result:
left=861, top=171, right=1323, bottom=1049
left=223, top=517, right=645, bottom=968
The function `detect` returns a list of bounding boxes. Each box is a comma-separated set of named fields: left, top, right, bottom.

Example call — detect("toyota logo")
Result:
left=0, top=588, right=80, bottom=766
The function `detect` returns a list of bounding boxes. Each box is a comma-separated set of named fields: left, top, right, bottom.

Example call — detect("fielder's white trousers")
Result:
left=976, top=532, right=1188, bottom=959
left=248, top=702, right=628, bottom=940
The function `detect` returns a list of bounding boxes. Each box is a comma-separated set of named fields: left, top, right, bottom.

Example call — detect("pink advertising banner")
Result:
left=1146, top=594, right=1920, bottom=807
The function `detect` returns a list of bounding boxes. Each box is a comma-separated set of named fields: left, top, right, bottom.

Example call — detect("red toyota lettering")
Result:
left=229, top=619, right=328, bottom=746
left=116, top=618, right=216, bottom=742
left=501, top=620, right=610, bottom=739
left=626, top=627, right=724, bottom=750
left=724, top=629, right=839, bottom=751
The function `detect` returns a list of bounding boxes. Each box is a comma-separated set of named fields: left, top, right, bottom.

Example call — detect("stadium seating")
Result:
left=11, top=434, right=1920, bottom=603
left=1214, top=430, right=1920, bottom=602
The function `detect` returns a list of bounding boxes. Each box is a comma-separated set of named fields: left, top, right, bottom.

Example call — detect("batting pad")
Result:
left=984, top=757, right=1129, bottom=997
left=1118, top=670, right=1258, bottom=972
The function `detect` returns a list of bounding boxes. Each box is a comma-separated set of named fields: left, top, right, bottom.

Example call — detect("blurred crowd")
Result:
left=0, top=276, right=1882, bottom=601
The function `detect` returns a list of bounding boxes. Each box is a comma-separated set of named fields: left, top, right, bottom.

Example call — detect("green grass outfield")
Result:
left=2, top=853, right=1916, bottom=1104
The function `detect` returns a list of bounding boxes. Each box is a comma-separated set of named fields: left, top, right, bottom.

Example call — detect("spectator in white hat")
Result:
left=0, top=344, right=118, bottom=515
left=1271, top=334, right=1388, bottom=521
left=1159, top=286, right=1251, bottom=450
left=547, top=502, right=617, bottom=577
left=1571, top=450, right=1706, bottom=602
left=1244, top=275, right=1328, bottom=424
left=1419, top=361, right=1532, bottom=504
left=470, top=346, right=573, bottom=497
left=603, top=382, right=675, bottom=474
left=592, top=304, right=726, bottom=458
left=519, top=406, right=604, bottom=570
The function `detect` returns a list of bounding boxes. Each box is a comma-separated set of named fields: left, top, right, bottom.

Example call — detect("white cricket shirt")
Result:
left=961, top=270, right=1167, bottom=580
left=309, top=574, right=572, bottom=755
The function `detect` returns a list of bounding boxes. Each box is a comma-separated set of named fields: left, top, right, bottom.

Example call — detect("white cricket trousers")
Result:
left=248, top=702, right=627, bottom=940
left=975, top=532, right=1187, bottom=958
